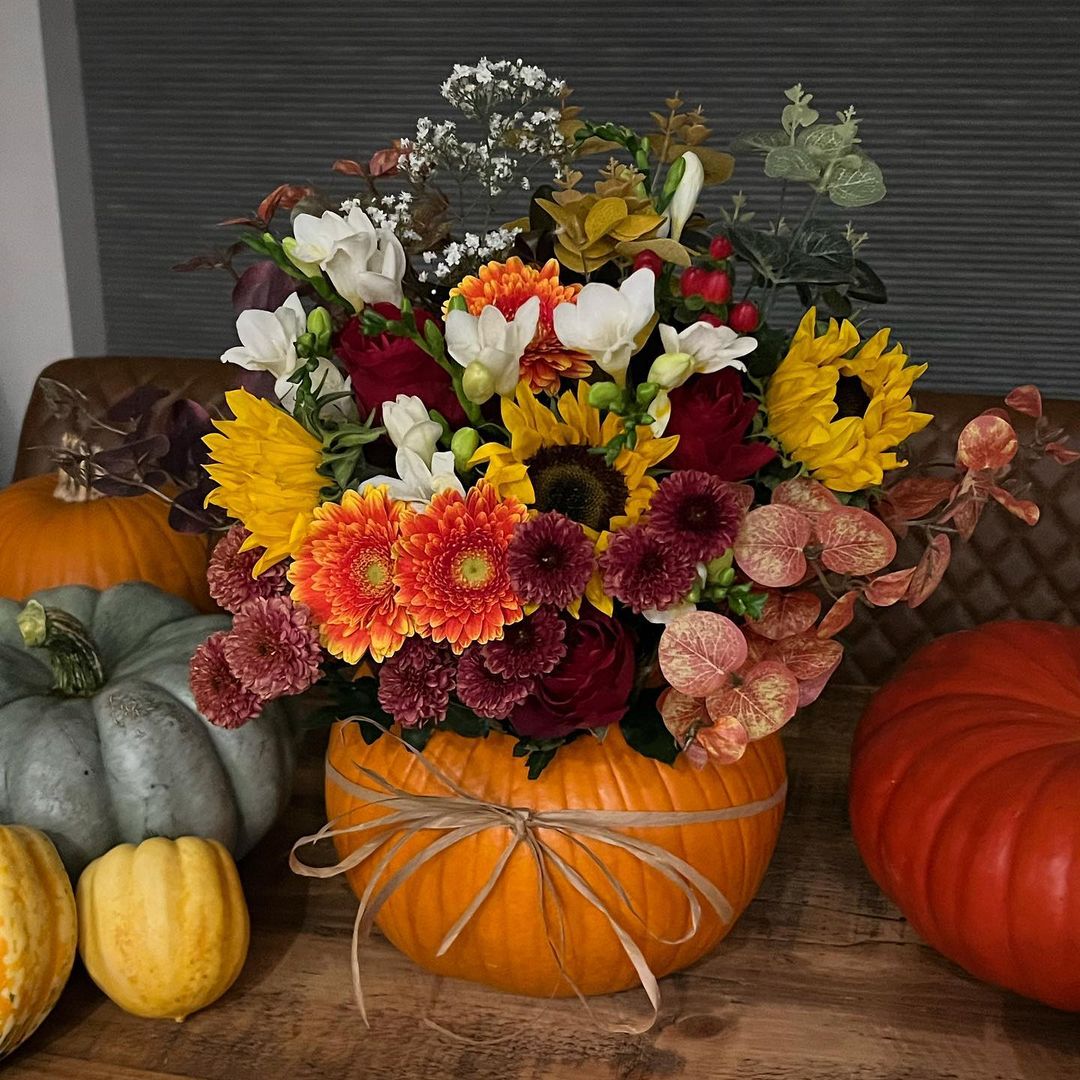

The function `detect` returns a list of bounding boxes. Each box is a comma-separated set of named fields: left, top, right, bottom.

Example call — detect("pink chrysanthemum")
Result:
left=190, top=631, right=263, bottom=729
left=599, top=525, right=699, bottom=614
left=207, top=524, right=289, bottom=614
left=455, top=649, right=534, bottom=720
left=647, top=470, right=744, bottom=562
left=223, top=596, right=322, bottom=699
left=479, top=607, right=566, bottom=679
left=377, top=637, right=456, bottom=727
left=506, top=511, right=596, bottom=608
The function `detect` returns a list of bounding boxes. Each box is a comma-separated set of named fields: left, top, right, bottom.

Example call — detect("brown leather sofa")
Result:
left=13, top=357, right=1079, bottom=685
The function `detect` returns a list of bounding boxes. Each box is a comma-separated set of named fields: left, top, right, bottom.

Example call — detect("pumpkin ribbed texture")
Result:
left=0, top=473, right=214, bottom=611
left=77, top=836, right=250, bottom=1021
left=850, top=620, right=1080, bottom=1011
left=0, top=825, right=77, bottom=1057
left=327, top=720, right=786, bottom=997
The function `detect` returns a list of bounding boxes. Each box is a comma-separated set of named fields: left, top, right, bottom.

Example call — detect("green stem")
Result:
left=18, top=601, right=106, bottom=697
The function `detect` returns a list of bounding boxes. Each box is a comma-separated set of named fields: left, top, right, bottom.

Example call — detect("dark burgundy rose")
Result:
left=336, top=303, right=466, bottom=425
left=510, top=608, right=636, bottom=739
left=664, top=368, right=777, bottom=480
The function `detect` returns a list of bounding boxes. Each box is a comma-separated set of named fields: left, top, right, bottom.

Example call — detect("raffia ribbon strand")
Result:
left=290, top=719, right=787, bottom=1035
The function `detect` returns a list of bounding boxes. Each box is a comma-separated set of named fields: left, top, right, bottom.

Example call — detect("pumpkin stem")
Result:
left=17, top=600, right=106, bottom=697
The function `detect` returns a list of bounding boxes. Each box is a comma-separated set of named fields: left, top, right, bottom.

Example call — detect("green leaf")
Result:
left=779, top=223, right=854, bottom=285
left=799, top=122, right=858, bottom=161
left=848, top=259, right=888, bottom=304
left=827, top=155, right=887, bottom=208
left=763, top=146, right=821, bottom=183
left=526, top=748, right=557, bottom=780
left=730, top=129, right=789, bottom=155
left=820, top=287, right=854, bottom=318
left=441, top=703, right=490, bottom=739
left=746, top=325, right=790, bottom=379
left=621, top=698, right=679, bottom=766
left=728, top=224, right=787, bottom=284
left=781, top=102, right=819, bottom=136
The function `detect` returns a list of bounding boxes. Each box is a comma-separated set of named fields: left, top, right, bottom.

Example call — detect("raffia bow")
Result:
left=290, top=719, right=786, bottom=1035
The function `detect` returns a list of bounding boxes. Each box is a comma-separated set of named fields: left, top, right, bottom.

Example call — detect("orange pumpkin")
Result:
left=326, top=719, right=786, bottom=997
left=0, top=473, right=213, bottom=611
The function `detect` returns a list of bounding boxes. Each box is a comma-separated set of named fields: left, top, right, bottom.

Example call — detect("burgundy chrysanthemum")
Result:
left=190, top=631, right=263, bottom=729
left=506, top=511, right=596, bottom=607
left=223, top=596, right=322, bottom=699
left=455, top=649, right=534, bottom=720
left=377, top=637, right=456, bottom=727
left=599, top=525, right=699, bottom=614
left=647, top=470, right=744, bottom=562
left=479, top=607, right=567, bottom=679
left=207, top=524, right=289, bottom=614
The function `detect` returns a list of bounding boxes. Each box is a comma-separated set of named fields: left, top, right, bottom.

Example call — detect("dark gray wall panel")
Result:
left=76, top=0, right=1080, bottom=396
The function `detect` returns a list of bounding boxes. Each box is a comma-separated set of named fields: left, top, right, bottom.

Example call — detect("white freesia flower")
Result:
left=552, top=268, right=655, bottom=385
left=360, top=448, right=464, bottom=509
left=220, top=294, right=306, bottom=379
left=289, top=207, right=406, bottom=308
left=274, top=358, right=356, bottom=421
left=445, top=296, right=541, bottom=401
left=381, top=394, right=442, bottom=466
left=666, top=150, right=705, bottom=242
left=648, top=320, right=758, bottom=435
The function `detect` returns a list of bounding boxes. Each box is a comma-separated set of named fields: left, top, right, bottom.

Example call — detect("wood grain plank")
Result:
left=7, top=688, right=1080, bottom=1080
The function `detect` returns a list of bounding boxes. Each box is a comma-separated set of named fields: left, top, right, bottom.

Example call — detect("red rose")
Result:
left=510, top=608, right=636, bottom=739
left=336, top=303, right=467, bottom=425
left=665, top=368, right=777, bottom=480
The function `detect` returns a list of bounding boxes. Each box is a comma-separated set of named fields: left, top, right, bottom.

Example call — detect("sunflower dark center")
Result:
left=834, top=375, right=871, bottom=420
left=527, top=444, right=629, bottom=531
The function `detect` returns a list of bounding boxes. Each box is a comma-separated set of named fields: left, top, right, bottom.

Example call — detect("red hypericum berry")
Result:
left=633, top=250, right=664, bottom=276
left=728, top=300, right=760, bottom=333
left=699, top=270, right=732, bottom=305
left=697, top=313, right=727, bottom=328
left=679, top=267, right=708, bottom=298
left=709, top=235, right=734, bottom=261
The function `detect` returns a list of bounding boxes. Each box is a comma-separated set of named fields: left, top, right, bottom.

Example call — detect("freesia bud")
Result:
left=636, top=382, right=660, bottom=407
left=295, top=332, right=316, bottom=358
left=647, top=352, right=695, bottom=389
left=307, top=306, right=332, bottom=340
left=588, top=382, right=626, bottom=411
left=450, top=427, right=482, bottom=472
left=667, top=150, right=705, bottom=242
left=462, top=361, right=496, bottom=404
left=281, top=236, right=322, bottom=278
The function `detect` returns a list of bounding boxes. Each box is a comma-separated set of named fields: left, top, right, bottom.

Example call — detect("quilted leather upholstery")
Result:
left=10, top=362, right=1079, bottom=684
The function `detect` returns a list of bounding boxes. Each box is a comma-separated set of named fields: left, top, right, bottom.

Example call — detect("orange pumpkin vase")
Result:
left=326, top=719, right=786, bottom=997
left=0, top=472, right=213, bottom=611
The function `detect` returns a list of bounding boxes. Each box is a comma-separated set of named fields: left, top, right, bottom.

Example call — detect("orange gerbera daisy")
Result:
left=394, top=481, right=528, bottom=654
left=288, top=487, right=412, bottom=664
left=446, top=256, right=592, bottom=393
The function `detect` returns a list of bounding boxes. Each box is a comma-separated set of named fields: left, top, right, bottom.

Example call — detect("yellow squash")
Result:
left=0, top=825, right=77, bottom=1058
left=76, top=836, right=249, bottom=1021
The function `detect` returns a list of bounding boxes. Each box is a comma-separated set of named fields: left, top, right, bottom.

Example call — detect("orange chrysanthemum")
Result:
left=394, top=481, right=528, bottom=654
left=446, top=256, right=592, bottom=393
left=288, top=487, right=412, bottom=664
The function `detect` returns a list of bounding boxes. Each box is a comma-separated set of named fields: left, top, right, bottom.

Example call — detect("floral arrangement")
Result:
left=123, top=58, right=1073, bottom=777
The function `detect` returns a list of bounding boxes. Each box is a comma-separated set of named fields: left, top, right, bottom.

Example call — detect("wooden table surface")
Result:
left=7, top=687, right=1079, bottom=1080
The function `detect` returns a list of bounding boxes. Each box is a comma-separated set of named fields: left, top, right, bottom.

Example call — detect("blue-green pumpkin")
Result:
left=0, top=582, right=295, bottom=874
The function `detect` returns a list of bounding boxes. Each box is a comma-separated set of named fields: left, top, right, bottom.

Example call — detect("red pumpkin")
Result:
left=850, top=620, right=1080, bottom=1010
left=326, top=719, right=786, bottom=997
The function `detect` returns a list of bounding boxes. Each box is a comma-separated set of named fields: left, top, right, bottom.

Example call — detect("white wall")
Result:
left=0, top=0, right=72, bottom=482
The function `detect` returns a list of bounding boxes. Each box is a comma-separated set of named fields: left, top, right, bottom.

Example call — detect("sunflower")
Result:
left=765, top=309, right=934, bottom=492
left=204, top=389, right=325, bottom=574
left=470, top=381, right=678, bottom=613
left=445, top=257, right=592, bottom=393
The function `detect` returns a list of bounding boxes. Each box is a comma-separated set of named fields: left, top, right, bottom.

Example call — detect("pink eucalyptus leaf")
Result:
left=694, top=714, right=750, bottom=765
left=706, top=661, right=800, bottom=740
left=817, top=590, right=861, bottom=638
left=734, top=505, right=812, bottom=587
left=864, top=567, right=917, bottom=607
left=1005, top=385, right=1043, bottom=419
left=718, top=481, right=756, bottom=514
left=906, top=534, right=952, bottom=608
left=771, top=476, right=841, bottom=519
left=876, top=476, right=957, bottom=532
left=798, top=668, right=837, bottom=707
left=657, top=687, right=709, bottom=748
left=987, top=485, right=1040, bottom=526
left=956, top=415, right=1019, bottom=471
left=770, top=631, right=844, bottom=682
left=816, top=506, right=898, bottom=576
left=745, top=589, right=821, bottom=641
left=1045, top=441, right=1080, bottom=466
left=658, top=611, right=748, bottom=698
